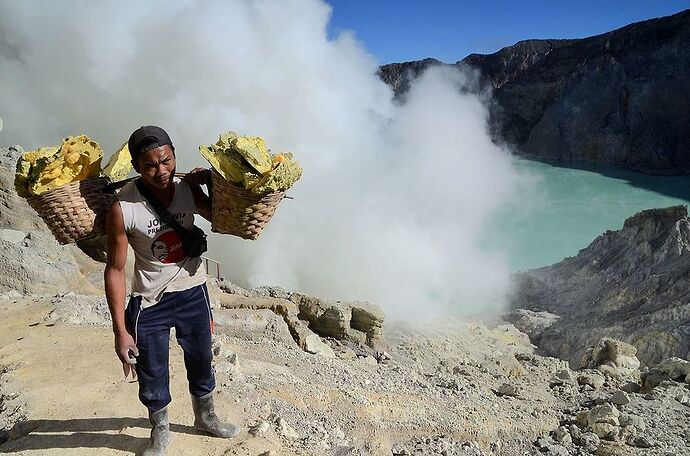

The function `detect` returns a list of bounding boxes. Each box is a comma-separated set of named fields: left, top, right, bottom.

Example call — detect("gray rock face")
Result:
left=0, top=229, right=82, bottom=295
left=379, top=10, right=690, bottom=174
left=510, top=205, right=690, bottom=367
left=0, top=147, right=93, bottom=295
left=0, top=146, right=49, bottom=231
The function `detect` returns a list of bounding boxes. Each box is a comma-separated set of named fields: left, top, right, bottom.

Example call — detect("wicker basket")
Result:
left=26, top=177, right=115, bottom=244
left=210, top=170, right=286, bottom=240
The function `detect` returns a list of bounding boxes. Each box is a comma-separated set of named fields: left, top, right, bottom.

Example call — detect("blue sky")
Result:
left=326, top=0, right=690, bottom=64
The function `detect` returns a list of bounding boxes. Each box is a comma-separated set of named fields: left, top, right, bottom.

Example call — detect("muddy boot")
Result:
left=191, top=392, right=240, bottom=438
left=142, top=407, right=171, bottom=456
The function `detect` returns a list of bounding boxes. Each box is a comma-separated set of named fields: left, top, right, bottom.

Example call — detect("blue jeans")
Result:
left=125, top=283, right=215, bottom=412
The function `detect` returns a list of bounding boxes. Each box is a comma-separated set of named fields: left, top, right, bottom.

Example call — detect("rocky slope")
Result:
left=0, top=147, right=105, bottom=295
left=509, top=205, right=690, bottom=368
left=3, top=286, right=690, bottom=455
left=379, top=10, right=690, bottom=175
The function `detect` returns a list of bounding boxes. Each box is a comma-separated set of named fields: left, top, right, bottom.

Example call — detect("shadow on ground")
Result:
left=0, top=417, right=197, bottom=454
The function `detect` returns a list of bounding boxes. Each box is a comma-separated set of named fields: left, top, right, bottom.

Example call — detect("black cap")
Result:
left=128, top=125, right=173, bottom=160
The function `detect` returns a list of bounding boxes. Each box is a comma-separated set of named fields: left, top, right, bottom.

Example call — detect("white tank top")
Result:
left=118, top=177, right=206, bottom=307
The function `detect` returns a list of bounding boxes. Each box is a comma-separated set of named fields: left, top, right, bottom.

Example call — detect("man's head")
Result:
left=128, top=125, right=174, bottom=167
left=128, top=125, right=176, bottom=190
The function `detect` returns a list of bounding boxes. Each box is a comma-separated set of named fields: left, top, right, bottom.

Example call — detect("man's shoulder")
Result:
left=117, top=181, right=141, bottom=204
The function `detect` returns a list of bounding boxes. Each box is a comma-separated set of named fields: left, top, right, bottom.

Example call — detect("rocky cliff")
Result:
left=509, top=205, right=690, bottom=367
left=379, top=10, right=690, bottom=175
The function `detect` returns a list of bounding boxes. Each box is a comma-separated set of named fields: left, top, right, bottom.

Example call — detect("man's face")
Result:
left=137, top=145, right=176, bottom=191
left=151, top=240, right=169, bottom=261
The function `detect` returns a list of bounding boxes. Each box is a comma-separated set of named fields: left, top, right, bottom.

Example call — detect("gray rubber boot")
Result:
left=142, top=407, right=171, bottom=456
left=191, top=392, right=240, bottom=438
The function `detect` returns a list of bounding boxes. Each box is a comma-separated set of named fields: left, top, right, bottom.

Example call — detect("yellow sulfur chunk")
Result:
left=102, top=142, right=133, bottom=181
left=252, top=152, right=303, bottom=194
left=15, top=135, right=103, bottom=196
left=231, top=136, right=272, bottom=174
left=199, top=131, right=302, bottom=195
left=200, top=131, right=263, bottom=187
left=14, top=146, right=58, bottom=197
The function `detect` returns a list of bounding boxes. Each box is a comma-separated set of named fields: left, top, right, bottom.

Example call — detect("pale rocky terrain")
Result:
left=1, top=145, right=690, bottom=455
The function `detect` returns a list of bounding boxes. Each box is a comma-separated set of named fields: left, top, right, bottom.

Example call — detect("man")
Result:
left=104, top=126, right=239, bottom=456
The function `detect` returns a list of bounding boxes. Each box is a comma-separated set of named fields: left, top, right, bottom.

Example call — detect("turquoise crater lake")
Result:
left=484, top=160, right=690, bottom=272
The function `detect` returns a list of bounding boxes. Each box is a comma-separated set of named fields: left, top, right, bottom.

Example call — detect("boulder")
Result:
left=587, top=404, right=620, bottom=440
left=582, top=338, right=640, bottom=376
left=304, top=334, right=336, bottom=358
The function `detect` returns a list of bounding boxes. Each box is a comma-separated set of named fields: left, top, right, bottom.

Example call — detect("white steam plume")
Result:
left=0, top=0, right=525, bottom=319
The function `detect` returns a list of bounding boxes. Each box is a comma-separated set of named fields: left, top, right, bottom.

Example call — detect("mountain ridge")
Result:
left=379, top=9, right=690, bottom=175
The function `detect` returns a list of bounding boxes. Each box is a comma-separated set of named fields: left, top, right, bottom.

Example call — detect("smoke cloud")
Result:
left=0, top=0, right=526, bottom=319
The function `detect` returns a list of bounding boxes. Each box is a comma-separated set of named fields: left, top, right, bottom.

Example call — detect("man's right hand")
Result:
left=115, top=332, right=138, bottom=379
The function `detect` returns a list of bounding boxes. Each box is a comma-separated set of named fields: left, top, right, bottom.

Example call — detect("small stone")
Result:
left=544, top=444, right=569, bottom=456
left=596, top=441, right=629, bottom=456
left=249, top=420, right=270, bottom=436
left=337, top=347, right=357, bottom=360
left=391, top=444, right=409, bottom=455
left=360, top=355, right=378, bottom=365
left=552, top=426, right=572, bottom=445
left=536, top=436, right=553, bottom=448
left=591, top=422, right=618, bottom=440
left=276, top=417, right=299, bottom=440
left=628, top=435, right=655, bottom=448
left=495, top=383, right=519, bottom=397
left=611, top=390, right=630, bottom=406
left=619, top=413, right=645, bottom=432
left=579, top=432, right=600, bottom=453
left=675, top=393, right=690, bottom=406
left=568, top=424, right=582, bottom=442
left=578, top=372, right=606, bottom=389
left=619, top=381, right=641, bottom=394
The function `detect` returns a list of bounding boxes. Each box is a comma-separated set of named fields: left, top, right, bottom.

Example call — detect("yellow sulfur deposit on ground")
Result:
left=200, top=131, right=302, bottom=194
left=15, top=135, right=103, bottom=196
left=102, top=142, right=132, bottom=181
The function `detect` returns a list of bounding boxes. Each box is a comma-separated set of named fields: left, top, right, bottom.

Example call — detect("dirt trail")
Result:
left=0, top=298, right=285, bottom=456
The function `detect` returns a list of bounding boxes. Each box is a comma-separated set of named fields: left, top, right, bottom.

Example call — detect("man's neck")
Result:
left=140, top=180, right=175, bottom=207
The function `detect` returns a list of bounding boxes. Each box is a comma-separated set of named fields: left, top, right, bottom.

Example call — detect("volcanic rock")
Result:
left=510, top=205, right=690, bottom=367
left=379, top=10, right=690, bottom=174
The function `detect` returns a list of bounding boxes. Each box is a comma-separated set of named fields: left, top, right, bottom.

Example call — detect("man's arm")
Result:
left=104, top=200, right=138, bottom=378
left=184, top=168, right=212, bottom=222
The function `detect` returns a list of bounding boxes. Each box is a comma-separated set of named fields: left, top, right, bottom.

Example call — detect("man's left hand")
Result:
left=184, top=168, right=211, bottom=186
